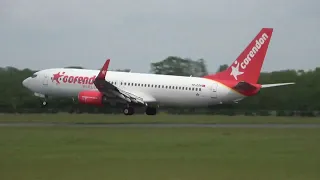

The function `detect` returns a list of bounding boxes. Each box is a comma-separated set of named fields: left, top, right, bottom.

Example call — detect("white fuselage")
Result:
left=23, top=68, right=245, bottom=107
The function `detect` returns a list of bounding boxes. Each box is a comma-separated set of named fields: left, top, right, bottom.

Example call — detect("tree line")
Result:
left=0, top=56, right=319, bottom=116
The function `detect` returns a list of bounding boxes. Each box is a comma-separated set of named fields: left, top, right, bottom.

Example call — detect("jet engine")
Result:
left=78, top=91, right=107, bottom=106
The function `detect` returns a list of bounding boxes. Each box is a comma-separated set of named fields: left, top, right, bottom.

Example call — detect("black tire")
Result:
left=40, top=101, right=48, bottom=108
left=123, top=107, right=134, bottom=115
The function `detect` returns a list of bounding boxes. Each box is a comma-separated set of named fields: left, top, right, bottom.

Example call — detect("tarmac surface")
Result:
left=1, top=122, right=320, bottom=128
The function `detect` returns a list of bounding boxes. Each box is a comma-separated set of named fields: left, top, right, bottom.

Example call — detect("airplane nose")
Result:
left=22, top=78, right=29, bottom=88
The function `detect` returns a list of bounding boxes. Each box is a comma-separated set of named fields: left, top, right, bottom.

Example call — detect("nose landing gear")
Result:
left=41, top=101, right=48, bottom=107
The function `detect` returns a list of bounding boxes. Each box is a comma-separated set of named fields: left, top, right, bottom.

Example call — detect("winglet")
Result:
left=96, top=59, right=110, bottom=80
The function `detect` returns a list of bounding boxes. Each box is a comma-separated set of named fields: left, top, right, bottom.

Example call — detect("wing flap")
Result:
left=117, top=88, right=145, bottom=104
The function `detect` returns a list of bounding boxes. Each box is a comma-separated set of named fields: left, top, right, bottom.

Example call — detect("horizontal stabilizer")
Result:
left=261, top=82, right=295, bottom=88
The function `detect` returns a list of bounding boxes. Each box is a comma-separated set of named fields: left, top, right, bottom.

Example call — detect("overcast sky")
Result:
left=1, top=0, right=319, bottom=73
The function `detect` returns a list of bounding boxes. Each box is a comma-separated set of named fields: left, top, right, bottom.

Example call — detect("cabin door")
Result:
left=210, top=83, right=217, bottom=98
left=43, top=74, right=49, bottom=86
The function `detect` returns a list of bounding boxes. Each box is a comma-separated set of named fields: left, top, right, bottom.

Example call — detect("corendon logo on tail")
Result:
left=230, top=33, right=269, bottom=80
left=51, top=72, right=96, bottom=85
left=240, top=33, right=269, bottom=69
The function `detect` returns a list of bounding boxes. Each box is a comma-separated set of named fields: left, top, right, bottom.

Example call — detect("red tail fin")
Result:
left=204, top=28, right=273, bottom=84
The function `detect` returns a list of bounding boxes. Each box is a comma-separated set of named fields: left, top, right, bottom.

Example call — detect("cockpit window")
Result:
left=31, top=74, right=37, bottom=78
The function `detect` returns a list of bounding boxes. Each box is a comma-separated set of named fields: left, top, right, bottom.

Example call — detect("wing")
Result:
left=93, top=59, right=156, bottom=106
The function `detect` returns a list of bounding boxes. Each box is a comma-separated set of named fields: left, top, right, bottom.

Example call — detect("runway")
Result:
left=1, top=122, right=320, bottom=128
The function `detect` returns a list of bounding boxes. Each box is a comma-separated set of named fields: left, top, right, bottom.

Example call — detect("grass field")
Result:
left=0, top=127, right=319, bottom=180
left=1, top=113, right=320, bottom=124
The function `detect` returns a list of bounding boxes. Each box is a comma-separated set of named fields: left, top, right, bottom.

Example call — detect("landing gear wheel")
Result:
left=41, top=101, right=48, bottom=108
left=123, top=107, right=134, bottom=115
left=145, top=107, right=157, bottom=115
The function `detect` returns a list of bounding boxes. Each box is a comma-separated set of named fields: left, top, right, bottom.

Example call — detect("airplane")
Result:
left=22, top=28, right=294, bottom=115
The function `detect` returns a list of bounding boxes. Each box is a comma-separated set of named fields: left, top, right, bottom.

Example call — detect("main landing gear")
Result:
left=123, top=106, right=134, bottom=115
left=122, top=105, right=157, bottom=115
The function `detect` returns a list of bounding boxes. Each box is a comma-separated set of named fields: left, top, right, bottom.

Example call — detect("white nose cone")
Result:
left=22, top=78, right=29, bottom=88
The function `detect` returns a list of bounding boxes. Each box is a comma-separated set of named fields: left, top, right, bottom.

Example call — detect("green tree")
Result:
left=216, top=64, right=228, bottom=73
left=150, top=56, right=208, bottom=77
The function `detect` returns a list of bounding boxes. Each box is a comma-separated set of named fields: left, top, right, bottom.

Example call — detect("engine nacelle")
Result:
left=78, top=91, right=106, bottom=106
